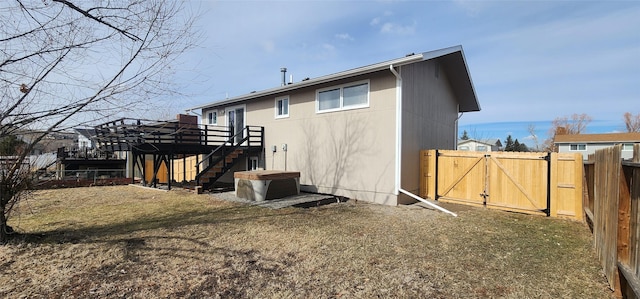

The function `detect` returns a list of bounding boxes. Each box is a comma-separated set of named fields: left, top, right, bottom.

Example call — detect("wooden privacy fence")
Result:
left=143, top=155, right=200, bottom=184
left=420, top=150, right=583, bottom=220
left=584, top=144, right=640, bottom=298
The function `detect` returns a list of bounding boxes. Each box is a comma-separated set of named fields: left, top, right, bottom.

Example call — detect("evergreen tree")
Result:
left=513, top=140, right=521, bottom=152
left=504, top=135, right=514, bottom=151
left=460, top=130, right=470, bottom=140
left=0, top=135, right=24, bottom=156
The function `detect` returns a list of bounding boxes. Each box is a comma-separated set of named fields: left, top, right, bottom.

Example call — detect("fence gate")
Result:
left=435, top=150, right=550, bottom=216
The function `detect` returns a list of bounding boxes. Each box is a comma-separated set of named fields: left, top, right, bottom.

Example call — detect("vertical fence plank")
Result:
left=550, top=153, right=584, bottom=220
left=593, top=145, right=622, bottom=293
left=632, top=145, right=640, bottom=279
left=419, top=150, right=436, bottom=199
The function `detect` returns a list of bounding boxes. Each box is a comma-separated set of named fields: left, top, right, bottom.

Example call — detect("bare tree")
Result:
left=623, top=112, right=640, bottom=132
left=527, top=123, right=540, bottom=151
left=542, top=113, right=592, bottom=152
left=0, top=0, right=198, bottom=243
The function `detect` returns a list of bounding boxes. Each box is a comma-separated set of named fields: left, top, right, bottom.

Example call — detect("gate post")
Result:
left=545, top=152, right=552, bottom=217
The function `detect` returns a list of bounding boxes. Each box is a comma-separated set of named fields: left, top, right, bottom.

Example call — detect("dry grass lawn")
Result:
left=1, top=185, right=612, bottom=298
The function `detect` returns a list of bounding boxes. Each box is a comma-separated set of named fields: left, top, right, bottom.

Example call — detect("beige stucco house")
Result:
left=190, top=45, right=480, bottom=205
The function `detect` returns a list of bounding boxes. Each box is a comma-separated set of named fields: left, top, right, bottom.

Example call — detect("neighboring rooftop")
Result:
left=554, top=132, right=640, bottom=143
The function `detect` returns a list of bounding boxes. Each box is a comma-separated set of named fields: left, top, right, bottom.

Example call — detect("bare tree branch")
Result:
left=51, top=0, right=141, bottom=41
left=623, top=112, right=640, bottom=132
left=0, top=0, right=198, bottom=243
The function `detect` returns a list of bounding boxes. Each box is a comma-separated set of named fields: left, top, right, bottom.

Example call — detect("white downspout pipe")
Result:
left=390, top=65, right=402, bottom=197
left=390, top=64, right=457, bottom=217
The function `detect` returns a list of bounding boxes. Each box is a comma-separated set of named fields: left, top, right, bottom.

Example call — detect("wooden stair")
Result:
left=198, top=149, right=244, bottom=189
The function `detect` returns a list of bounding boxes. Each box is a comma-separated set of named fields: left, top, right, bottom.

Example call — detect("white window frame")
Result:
left=569, top=144, right=587, bottom=151
left=207, top=111, right=217, bottom=125
left=316, top=80, right=370, bottom=113
left=477, top=145, right=487, bottom=152
left=622, top=143, right=634, bottom=151
left=459, top=146, right=469, bottom=151
left=275, top=96, right=289, bottom=119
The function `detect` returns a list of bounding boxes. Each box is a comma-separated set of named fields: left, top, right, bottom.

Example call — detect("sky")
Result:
left=171, top=0, right=640, bottom=148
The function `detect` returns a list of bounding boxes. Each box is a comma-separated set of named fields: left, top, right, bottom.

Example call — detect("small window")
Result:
left=622, top=143, right=634, bottom=151
left=459, top=146, right=469, bottom=151
left=208, top=111, right=217, bottom=125
left=477, top=145, right=487, bottom=151
left=570, top=144, right=586, bottom=151
left=317, top=81, right=369, bottom=113
left=275, top=97, right=289, bottom=118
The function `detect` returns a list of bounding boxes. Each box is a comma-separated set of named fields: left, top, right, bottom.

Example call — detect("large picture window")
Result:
left=316, top=81, right=369, bottom=113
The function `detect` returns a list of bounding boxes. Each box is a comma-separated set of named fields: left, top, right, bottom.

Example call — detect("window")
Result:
left=477, top=145, right=487, bottom=152
left=208, top=111, right=217, bottom=125
left=570, top=144, right=586, bottom=151
left=459, top=146, right=469, bottom=151
left=317, top=81, right=369, bottom=113
left=622, top=143, right=634, bottom=151
left=275, top=97, right=289, bottom=118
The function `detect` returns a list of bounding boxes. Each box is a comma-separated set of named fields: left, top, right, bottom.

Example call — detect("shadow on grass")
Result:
left=8, top=204, right=306, bottom=245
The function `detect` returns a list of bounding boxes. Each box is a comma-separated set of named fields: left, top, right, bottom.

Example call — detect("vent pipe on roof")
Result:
left=281, top=67, right=287, bottom=86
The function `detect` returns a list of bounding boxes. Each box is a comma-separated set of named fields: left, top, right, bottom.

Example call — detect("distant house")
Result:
left=457, top=138, right=501, bottom=152
left=190, top=45, right=481, bottom=205
left=554, top=132, right=640, bottom=160
left=74, top=128, right=97, bottom=150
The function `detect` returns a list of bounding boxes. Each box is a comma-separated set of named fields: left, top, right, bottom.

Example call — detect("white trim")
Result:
left=315, top=80, right=370, bottom=114
left=390, top=65, right=401, bottom=197
left=207, top=111, right=218, bottom=125
left=275, top=96, right=290, bottom=119
left=622, top=143, right=634, bottom=151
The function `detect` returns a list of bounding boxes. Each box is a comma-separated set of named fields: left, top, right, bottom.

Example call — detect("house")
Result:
left=189, top=45, right=480, bottom=205
left=554, top=132, right=640, bottom=160
left=74, top=128, right=96, bottom=150
left=457, top=138, right=501, bottom=152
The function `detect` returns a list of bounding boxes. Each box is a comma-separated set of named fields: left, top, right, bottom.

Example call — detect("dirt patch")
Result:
left=1, top=186, right=613, bottom=298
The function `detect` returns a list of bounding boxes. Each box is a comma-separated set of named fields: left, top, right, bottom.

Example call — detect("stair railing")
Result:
left=195, top=126, right=263, bottom=186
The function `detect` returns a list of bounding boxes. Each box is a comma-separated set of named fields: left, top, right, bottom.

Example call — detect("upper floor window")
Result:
left=208, top=111, right=217, bottom=125
left=275, top=96, right=289, bottom=118
left=570, top=144, right=586, bottom=151
left=316, top=81, right=369, bottom=113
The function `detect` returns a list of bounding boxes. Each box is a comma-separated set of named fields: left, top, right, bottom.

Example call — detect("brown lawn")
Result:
left=0, top=185, right=613, bottom=298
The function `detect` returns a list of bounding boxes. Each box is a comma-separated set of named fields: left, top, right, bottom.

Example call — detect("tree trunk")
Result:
left=0, top=202, right=7, bottom=244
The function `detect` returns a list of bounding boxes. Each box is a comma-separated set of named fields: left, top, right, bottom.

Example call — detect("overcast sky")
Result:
left=173, top=0, right=640, bottom=147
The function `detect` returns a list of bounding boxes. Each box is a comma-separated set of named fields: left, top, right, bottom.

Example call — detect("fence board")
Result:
left=173, top=155, right=198, bottom=182
left=631, top=145, right=640, bottom=280
left=593, top=145, right=622, bottom=292
left=551, top=153, right=584, bottom=220
left=419, top=150, right=436, bottom=200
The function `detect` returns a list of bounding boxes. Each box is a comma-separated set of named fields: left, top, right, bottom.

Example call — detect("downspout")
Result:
left=389, top=65, right=457, bottom=217
left=390, top=64, right=402, bottom=197
left=455, top=105, right=463, bottom=148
